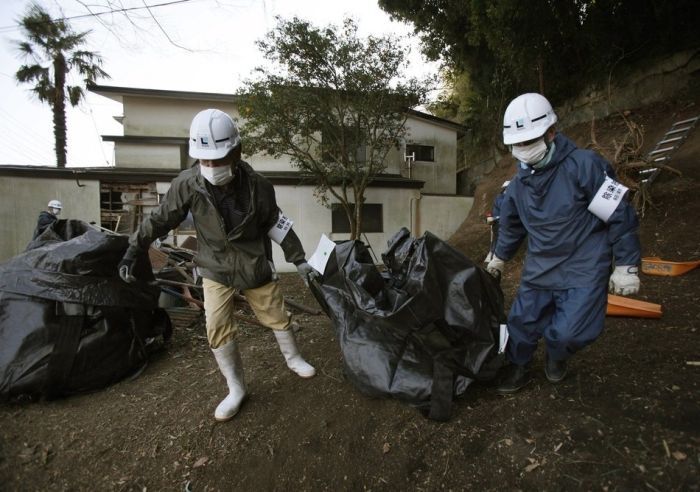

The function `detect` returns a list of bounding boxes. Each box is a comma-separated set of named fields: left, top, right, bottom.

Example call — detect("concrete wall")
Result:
left=415, top=194, right=474, bottom=240
left=558, top=49, right=700, bottom=128
left=0, top=177, right=101, bottom=262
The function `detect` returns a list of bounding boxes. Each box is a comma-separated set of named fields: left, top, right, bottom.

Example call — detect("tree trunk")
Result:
left=53, top=56, right=67, bottom=168
left=352, top=196, right=363, bottom=241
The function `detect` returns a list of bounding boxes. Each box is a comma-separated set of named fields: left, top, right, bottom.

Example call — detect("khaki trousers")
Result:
left=203, top=277, right=291, bottom=348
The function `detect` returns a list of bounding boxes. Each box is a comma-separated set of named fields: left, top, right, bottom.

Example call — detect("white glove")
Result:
left=486, top=255, right=505, bottom=278
left=609, top=265, right=640, bottom=296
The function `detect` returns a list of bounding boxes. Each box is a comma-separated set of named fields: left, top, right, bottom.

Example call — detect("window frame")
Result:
left=331, top=203, right=383, bottom=234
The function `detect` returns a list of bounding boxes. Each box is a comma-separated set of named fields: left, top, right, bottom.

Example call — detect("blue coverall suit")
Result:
left=495, top=133, right=640, bottom=365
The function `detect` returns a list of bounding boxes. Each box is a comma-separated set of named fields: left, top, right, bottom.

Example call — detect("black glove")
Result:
left=118, top=248, right=139, bottom=283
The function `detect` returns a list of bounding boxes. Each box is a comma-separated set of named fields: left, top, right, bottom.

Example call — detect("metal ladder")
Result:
left=639, top=116, right=699, bottom=187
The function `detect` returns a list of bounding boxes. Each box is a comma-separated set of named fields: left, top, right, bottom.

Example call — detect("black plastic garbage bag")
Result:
left=310, top=228, right=506, bottom=421
left=0, top=220, right=171, bottom=400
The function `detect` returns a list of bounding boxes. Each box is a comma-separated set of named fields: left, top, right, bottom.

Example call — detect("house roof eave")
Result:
left=0, top=165, right=425, bottom=189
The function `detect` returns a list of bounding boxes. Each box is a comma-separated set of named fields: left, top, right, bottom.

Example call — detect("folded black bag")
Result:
left=310, top=227, right=506, bottom=421
left=0, top=220, right=170, bottom=400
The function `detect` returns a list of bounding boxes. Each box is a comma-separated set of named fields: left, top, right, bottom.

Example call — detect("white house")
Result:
left=0, top=85, right=473, bottom=268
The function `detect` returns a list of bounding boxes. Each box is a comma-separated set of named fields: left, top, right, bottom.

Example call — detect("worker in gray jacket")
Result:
left=118, top=109, right=316, bottom=422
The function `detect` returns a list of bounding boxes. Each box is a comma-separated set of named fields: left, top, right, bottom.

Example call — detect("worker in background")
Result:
left=118, top=109, right=317, bottom=422
left=486, top=93, right=641, bottom=394
left=33, top=199, right=62, bottom=239
left=484, top=181, right=510, bottom=263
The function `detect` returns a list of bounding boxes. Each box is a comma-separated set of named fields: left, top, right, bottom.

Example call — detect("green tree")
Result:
left=380, top=0, right=700, bottom=147
left=238, top=17, right=431, bottom=239
left=15, top=3, right=109, bottom=168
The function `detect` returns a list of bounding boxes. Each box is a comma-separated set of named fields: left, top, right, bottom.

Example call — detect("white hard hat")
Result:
left=502, top=93, right=557, bottom=145
left=189, top=109, right=241, bottom=160
left=48, top=199, right=62, bottom=209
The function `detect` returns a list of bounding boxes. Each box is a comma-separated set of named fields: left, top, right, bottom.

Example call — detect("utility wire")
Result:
left=0, top=107, right=55, bottom=163
left=85, top=101, right=113, bottom=166
left=0, top=131, right=53, bottom=164
left=0, top=0, right=197, bottom=33
left=0, top=131, right=54, bottom=164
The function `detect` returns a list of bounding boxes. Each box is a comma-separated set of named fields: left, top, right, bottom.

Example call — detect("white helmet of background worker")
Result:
left=47, top=199, right=62, bottom=215
left=502, top=93, right=558, bottom=145
left=189, top=109, right=241, bottom=160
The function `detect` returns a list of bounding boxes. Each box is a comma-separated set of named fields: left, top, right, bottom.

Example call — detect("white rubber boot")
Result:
left=211, top=340, right=247, bottom=422
left=273, top=329, right=316, bottom=378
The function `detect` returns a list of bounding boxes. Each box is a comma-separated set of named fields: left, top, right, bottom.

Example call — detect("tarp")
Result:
left=0, top=220, right=171, bottom=400
left=310, top=228, right=506, bottom=421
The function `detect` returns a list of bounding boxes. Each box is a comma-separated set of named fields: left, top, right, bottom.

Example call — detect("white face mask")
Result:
left=50, top=208, right=61, bottom=216
left=512, top=138, right=548, bottom=164
left=200, top=164, right=233, bottom=186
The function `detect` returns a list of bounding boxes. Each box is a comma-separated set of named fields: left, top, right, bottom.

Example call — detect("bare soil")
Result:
left=1, top=96, right=699, bottom=491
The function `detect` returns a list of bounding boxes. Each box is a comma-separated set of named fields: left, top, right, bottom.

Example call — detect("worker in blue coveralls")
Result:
left=484, top=181, right=510, bottom=263
left=486, top=93, right=641, bottom=394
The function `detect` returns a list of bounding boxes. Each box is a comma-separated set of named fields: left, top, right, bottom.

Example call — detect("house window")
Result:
left=331, top=203, right=383, bottom=233
left=406, top=144, right=434, bottom=162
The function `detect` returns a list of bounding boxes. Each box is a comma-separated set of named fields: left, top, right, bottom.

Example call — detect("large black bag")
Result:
left=0, top=220, right=170, bottom=400
left=310, top=228, right=506, bottom=420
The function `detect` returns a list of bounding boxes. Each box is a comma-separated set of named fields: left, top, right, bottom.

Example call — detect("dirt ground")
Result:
left=1, top=96, right=699, bottom=490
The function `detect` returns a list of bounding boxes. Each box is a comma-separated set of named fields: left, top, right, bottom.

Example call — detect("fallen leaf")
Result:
left=524, top=460, right=541, bottom=472
left=671, top=451, right=687, bottom=461
left=504, top=438, right=513, bottom=446
left=193, top=457, right=208, bottom=468
left=382, top=443, right=391, bottom=454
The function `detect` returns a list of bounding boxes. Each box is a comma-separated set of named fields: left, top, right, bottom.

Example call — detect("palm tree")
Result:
left=15, top=3, right=109, bottom=168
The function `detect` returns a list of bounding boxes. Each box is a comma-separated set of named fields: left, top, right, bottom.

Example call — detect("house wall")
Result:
left=115, top=143, right=183, bottom=169
left=403, top=119, right=458, bottom=195
left=0, top=176, right=101, bottom=261
left=122, top=97, right=239, bottom=138
left=272, top=185, right=423, bottom=268
left=270, top=186, right=472, bottom=271
left=115, top=96, right=461, bottom=194
left=245, top=115, right=460, bottom=192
